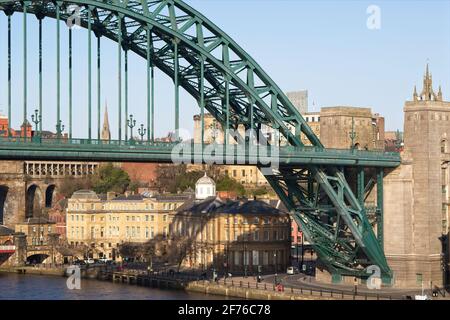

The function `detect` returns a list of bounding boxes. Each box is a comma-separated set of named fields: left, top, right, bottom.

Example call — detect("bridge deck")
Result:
left=0, top=137, right=400, bottom=167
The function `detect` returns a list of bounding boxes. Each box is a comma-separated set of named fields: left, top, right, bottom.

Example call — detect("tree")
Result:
left=59, top=176, right=94, bottom=198
left=93, top=163, right=130, bottom=194
left=155, top=164, right=221, bottom=193
left=216, top=175, right=246, bottom=196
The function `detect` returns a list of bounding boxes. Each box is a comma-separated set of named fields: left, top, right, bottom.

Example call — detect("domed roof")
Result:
left=196, top=173, right=215, bottom=185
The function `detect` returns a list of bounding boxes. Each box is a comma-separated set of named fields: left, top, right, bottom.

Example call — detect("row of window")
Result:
left=305, top=116, right=320, bottom=123
left=69, top=214, right=168, bottom=223
left=69, top=225, right=168, bottom=239
left=68, top=202, right=180, bottom=211
left=224, top=216, right=289, bottom=225
left=225, top=229, right=287, bottom=242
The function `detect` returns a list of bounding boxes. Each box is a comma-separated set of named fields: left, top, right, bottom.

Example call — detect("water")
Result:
left=0, top=272, right=223, bottom=300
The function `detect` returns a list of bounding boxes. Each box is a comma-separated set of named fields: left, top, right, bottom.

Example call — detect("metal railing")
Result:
left=103, top=268, right=395, bottom=300
left=0, top=137, right=400, bottom=161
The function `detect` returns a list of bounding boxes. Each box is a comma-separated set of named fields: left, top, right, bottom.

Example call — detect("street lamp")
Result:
left=274, top=252, right=278, bottom=285
left=349, top=117, right=358, bottom=150
left=31, top=109, right=41, bottom=137
left=127, top=114, right=136, bottom=141
left=138, top=124, right=147, bottom=142
left=56, top=120, right=65, bottom=138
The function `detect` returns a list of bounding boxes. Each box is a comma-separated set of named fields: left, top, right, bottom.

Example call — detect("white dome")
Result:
left=195, top=173, right=216, bottom=200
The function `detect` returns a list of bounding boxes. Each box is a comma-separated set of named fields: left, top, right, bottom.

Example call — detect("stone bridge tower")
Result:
left=384, top=64, right=449, bottom=288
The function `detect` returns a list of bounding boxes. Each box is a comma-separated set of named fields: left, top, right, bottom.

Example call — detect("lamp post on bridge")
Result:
left=56, top=120, right=65, bottom=140
left=127, top=114, right=136, bottom=142
left=138, top=124, right=146, bottom=142
left=31, top=109, right=41, bottom=141
left=349, top=117, right=358, bottom=150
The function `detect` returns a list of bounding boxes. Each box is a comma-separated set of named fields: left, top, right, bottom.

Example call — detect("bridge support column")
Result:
left=13, top=233, right=27, bottom=267
left=377, top=169, right=384, bottom=249
left=357, top=168, right=365, bottom=206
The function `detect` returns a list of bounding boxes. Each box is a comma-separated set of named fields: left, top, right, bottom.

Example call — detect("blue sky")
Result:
left=0, top=0, right=449, bottom=138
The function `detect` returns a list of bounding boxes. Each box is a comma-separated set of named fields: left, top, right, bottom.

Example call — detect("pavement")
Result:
left=228, top=273, right=450, bottom=300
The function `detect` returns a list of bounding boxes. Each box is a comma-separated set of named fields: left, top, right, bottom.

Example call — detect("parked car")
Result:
left=287, top=266, right=299, bottom=274
left=98, top=257, right=109, bottom=264
left=84, top=258, right=95, bottom=264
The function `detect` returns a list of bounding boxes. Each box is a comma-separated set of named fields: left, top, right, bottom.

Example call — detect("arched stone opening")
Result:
left=26, top=254, right=49, bottom=265
left=0, top=186, right=8, bottom=225
left=26, top=185, right=43, bottom=219
left=45, top=185, right=56, bottom=208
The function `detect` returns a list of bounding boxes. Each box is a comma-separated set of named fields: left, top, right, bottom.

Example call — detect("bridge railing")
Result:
left=0, top=136, right=400, bottom=160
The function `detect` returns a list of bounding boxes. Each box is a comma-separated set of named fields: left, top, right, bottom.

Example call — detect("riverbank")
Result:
left=0, top=266, right=66, bottom=276
left=0, top=266, right=337, bottom=300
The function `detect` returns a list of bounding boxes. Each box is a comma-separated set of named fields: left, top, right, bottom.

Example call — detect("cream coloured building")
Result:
left=66, top=190, right=191, bottom=260
left=172, top=175, right=291, bottom=274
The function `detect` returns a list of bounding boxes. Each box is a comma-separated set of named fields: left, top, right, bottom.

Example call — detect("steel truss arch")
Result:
left=0, top=0, right=393, bottom=280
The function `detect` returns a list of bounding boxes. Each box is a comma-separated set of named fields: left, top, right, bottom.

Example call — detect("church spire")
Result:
left=101, top=101, right=111, bottom=141
left=438, top=85, right=443, bottom=101
left=418, top=63, right=439, bottom=101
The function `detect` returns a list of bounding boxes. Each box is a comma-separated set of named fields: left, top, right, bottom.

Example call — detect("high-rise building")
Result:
left=286, top=90, right=308, bottom=114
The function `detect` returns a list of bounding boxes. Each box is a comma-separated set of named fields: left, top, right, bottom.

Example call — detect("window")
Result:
left=442, top=140, right=447, bottom=153
left=163, top=215, right=167, bottom=222
left=273, top=230, right=278, bottom=240
left=234, top=251, right=241, bottom=265
left=416, top=273, right=423, bottom=286
left=264, top=231, right=269, bottom=240
left=145, top=215, right=149, bottom=222
left=253, top=231, right=259, bottom=241
left=253, top=217, right=259, bottom=224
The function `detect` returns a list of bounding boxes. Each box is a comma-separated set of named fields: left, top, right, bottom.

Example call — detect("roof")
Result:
left=177, top=197, right=288, bottom=216
left=112, top=194, right=145, bottom=201
left=19, top=217, right=55, bottom=225
left=0, top=225, right=14, bottom=236
left=153, top=194, right=193, bottom=202
left=196, top=173, right=215, bottom=185
left=71, top=190, right=100, bottom=200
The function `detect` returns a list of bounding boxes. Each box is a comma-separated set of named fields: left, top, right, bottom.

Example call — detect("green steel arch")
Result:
left=0, top=0, right=392, bottom=281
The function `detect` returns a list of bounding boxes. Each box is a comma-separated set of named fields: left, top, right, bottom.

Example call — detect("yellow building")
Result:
left=15, top=218, right=57, bottom=247
left=66, top=190, right=190, bottom=260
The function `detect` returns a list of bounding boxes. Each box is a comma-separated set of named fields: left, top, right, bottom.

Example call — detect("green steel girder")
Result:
left=0, top=0, right=395, bottom=280
left=0, top=137, right=399, bottom=167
